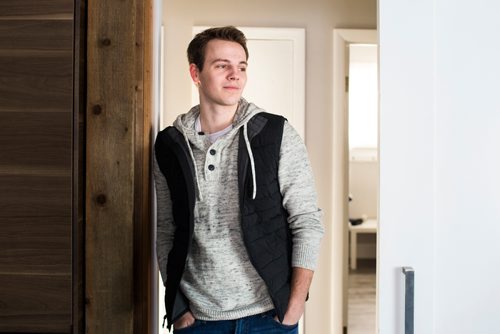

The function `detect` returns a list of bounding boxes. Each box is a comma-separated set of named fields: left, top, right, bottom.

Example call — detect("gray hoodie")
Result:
left=154, top=98, right=323, bottom=321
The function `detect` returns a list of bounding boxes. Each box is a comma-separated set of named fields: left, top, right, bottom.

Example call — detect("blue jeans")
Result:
left=173, top=310, right=298, bottom=334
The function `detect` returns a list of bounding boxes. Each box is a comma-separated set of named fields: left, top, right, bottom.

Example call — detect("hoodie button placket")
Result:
left=205, top=146, right=219, bottom=180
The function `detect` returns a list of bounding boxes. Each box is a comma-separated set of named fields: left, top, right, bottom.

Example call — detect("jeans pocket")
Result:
left=272, top=319, right=298, bottom=330
left=263, top=311, right=298, bottom=331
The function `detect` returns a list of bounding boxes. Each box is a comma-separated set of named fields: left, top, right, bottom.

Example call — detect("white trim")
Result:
left=159, top=25, right=165, bottom=131
left=332, top=29, right=377, bottom=334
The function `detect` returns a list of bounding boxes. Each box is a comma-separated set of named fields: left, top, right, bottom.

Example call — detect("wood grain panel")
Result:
left=0, top=52, right=73, bottom=112
left=86, top=0, right=137, bottom=332
left=0, top=175, right=71, bottom=218
left=134, top=1, right=154, bottom=332
left=0, top=0, right=73, bottom=18
left=0, top=20, right=73, bottom=50
left=86, top=0, right=153, bottom=332
left=0, top=111, right=71, bottom=169
left=0, top=0, right=78, bottom=333
left=73, top=1, right=86, bottom=329
left=0, top=273, right=71, bottom=333
left=0, top=217, right=71, bottom=275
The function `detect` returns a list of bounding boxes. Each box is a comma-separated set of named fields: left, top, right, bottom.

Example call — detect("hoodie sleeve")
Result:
left=279, top=121, right=324, bottom=271
left=153, top=153, right=176, bottom=286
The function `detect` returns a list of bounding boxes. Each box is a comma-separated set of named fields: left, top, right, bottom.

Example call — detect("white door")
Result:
left=378, top=0, right=500, bottom=333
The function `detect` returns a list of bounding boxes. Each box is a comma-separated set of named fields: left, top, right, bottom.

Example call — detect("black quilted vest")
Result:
left=155, top=113, right=292, bottom=329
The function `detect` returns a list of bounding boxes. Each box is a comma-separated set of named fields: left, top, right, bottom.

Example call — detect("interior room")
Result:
left=0, top=2, right=380, bottom=333
left=2, top=1, right=499, bottom=333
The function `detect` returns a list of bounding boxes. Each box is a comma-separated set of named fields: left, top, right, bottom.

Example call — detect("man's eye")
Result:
left=240, top=67, right=247, bottom=72
left=216, top=64, right=226, bottom=69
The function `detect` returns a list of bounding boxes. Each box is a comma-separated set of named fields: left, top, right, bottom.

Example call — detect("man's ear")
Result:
left=189, top=63, right=200, bottom=86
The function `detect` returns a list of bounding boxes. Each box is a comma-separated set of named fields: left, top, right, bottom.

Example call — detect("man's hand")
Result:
left=173, top=311, right=196, bottom=330
left=279, top=267, right=314, bottom=325
left=281, top=299, right=305, bottom=325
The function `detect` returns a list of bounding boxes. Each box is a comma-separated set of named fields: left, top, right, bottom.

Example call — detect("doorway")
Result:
left=346, top=43, right=378, bottom=334
left=332, top=29, right=378, bottom=334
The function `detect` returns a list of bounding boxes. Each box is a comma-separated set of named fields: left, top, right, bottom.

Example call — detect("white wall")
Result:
left=349, top=160, right=378, bottom=258
left=349, top=160, right=378, bottom=219
left=433, top=1, right=500, bottom=332
left=379, top=0, right=500, bottom=333
left=162, top=1, right=376, bottom=333
left=348, top=44, right=378, bottom=149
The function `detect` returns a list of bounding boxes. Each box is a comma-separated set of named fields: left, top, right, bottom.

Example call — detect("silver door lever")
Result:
left=402, top=267, right=414, bottom=334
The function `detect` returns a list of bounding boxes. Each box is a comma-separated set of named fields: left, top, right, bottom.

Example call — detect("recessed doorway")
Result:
left=346, top=43, right=378, bottom=334
left=332, top=29, right=378, bottom=334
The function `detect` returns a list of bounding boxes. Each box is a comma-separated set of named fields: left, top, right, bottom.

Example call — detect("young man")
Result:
left=154, top=26, right=324, bottom=333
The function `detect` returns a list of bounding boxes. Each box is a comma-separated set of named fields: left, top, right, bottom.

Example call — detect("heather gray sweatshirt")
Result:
left=154, top=99, right=324, bottom=321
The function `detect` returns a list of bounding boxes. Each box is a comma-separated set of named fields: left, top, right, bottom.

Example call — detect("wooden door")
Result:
left=0, top=1, right=84, bottom=332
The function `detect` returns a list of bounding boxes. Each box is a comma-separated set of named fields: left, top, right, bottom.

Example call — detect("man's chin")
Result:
left=220, top=97, right=242, bottom=107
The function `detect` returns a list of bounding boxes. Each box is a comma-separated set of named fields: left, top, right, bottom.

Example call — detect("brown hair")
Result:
left=187, top=26, right=249, bottom=72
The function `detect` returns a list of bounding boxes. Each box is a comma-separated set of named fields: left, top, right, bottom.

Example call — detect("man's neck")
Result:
left=199, top=103, right=238, bottom=134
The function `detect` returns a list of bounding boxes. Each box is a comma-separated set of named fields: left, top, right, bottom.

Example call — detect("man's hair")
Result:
left=187, top=26, right=249, bottom=72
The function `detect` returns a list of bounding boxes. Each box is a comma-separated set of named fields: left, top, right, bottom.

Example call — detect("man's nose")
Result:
left=228, top=67, right=239, bottom=80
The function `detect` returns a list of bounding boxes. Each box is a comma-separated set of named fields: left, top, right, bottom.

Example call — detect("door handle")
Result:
left=402, top=267, right=414, bottom=334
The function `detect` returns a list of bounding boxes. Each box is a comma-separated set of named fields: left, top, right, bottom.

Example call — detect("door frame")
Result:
left=332, top=29, right=378, bottom=333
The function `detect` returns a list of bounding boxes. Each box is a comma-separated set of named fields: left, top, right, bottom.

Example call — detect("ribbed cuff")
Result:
left=292, top=243, right=320, bottom=270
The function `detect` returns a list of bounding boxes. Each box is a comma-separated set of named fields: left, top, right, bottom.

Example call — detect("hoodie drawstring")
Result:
left=181, top=132, right=204, bottom=201
left=243, top=123, right=257, bottom=200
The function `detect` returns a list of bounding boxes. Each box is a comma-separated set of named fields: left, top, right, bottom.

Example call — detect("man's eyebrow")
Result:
left=211, top=58, right=248, bottom=66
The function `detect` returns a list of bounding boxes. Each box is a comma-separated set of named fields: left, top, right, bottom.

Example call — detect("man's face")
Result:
left=190, top=39, right=248, bottom=110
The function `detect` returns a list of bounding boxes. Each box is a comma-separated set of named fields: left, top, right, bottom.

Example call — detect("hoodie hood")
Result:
left=172, top=98, right=264, bottom=201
